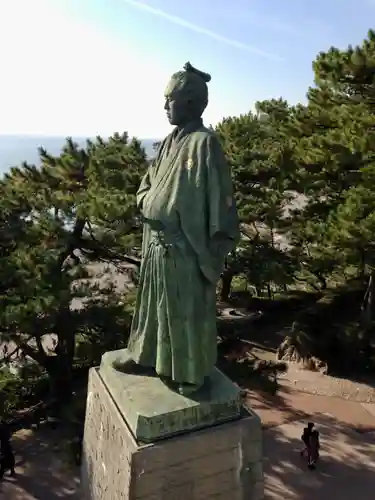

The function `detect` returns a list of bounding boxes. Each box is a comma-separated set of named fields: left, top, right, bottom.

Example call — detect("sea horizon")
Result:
left=0, top=134, right=158, bottom=174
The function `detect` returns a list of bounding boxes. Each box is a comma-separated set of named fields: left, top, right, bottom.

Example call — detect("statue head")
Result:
left=164, top=62, right=211, bottom=126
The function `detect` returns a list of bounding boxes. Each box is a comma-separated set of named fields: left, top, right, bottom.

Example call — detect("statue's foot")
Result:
left=112, top=356, right=137, bottom=372
left=112, top=355, right=155, bottom=376
left=160, top=377, right=204, bottom=396
left=178, top=382, right=204, bottom=396
left=160, top=376, right=178, bottom=391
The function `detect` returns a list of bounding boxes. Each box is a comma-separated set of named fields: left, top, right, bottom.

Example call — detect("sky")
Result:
left=0, top=0, right=374, bottom=139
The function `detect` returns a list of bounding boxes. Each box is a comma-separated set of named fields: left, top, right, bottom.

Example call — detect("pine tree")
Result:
left=286, top=29, right=375, bottom=352
left=0, top=134, right=147, bottom=405
left=216, top=102, right=298, bottom=298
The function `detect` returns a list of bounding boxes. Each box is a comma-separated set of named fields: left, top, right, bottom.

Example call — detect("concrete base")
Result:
left=81, top=368, right=264, bottom=500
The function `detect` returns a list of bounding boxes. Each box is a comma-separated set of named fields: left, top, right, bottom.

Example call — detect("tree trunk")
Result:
left=358, top=248, right=367, bottom=278
left=270, top=226, right=275, bottom=248
left=220, top=268, right=234, bottom=302
left=361, top=270, right=374, bottom=331
left=45, top=355, right=74, bottom=415
left=48, top=306, right=76, bottom=413
left=314, top=272, right=327, bottom=290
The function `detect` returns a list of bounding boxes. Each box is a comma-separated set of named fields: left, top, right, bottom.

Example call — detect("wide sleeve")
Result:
left=205, top=134, right=240, bottom=257
left=177, top=132, right=240, bottom=285
left=136, top=169, right=151, bottom=210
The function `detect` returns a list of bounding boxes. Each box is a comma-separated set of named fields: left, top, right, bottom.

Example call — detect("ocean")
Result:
left=0, top=135, right=157, bottom=175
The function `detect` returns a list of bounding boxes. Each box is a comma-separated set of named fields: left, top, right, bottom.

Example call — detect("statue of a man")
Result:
left=114, top=62, right=240, bottom=395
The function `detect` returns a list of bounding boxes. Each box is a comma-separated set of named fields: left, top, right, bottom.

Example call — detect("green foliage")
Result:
left=215, top=30, right=375, bottom=301
left=0, top=369, right=50, bottom=417
left=4, top=27, right=375, bottom=415
left=214, top=29, right=375, bottom=368
left=215, top=103, right=299, bottom=297
left=0, top=134, right=147, bottom=403
left=289, top=30, right=375, bottom=279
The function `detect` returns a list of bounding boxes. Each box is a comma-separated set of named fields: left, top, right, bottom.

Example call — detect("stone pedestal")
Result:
left=81, top=354, right=264, bottom=500
left=99, top=349, right=243, bottom=442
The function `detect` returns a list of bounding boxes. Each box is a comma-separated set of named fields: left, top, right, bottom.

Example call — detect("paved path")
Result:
left=263, top=414, right=375, bottom=500
left=245, top=388, right=375, bottom=499
left=278, top=364, right=375, bottom=402
left=0, top=428, right=80, bottom=499
left=2, top=386, right=375, bottom=499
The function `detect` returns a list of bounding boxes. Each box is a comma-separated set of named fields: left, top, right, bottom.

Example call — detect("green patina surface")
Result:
left=100, top=349, right=241, bottom=443
left=122, top=62, right=240, bottom=391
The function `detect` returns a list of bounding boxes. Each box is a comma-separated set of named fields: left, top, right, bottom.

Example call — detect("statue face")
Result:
left=164, top=92, right=190, bottom=126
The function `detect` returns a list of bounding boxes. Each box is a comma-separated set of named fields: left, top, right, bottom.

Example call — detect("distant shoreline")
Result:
left=0, top=135, right=158, bottom=174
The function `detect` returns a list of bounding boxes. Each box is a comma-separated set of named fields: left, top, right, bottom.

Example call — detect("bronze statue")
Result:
left=113, top=62, right=240, bottom=396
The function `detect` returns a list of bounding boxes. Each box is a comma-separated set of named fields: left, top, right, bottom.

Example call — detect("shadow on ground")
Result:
left=263, top=413, right=375, bottom=500
left=246, top=385, right=375, bottom=430
left=0, top=427, right=80, bottom=499
left=1, top=382, right=375, bottom=499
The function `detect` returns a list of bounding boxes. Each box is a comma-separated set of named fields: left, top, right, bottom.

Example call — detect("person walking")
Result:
left=300, top=422, right=314, bottom=458
left=300, top=422, right=321, bottom=469
left=301, top=422, right=320, bottom=470
left=308, top=429, right=320, bottom=469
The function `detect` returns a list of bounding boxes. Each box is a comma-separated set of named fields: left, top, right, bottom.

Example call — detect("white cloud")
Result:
left=120, top=0, right=284, bottom=62
left=0, top=0, right=171, bottom=138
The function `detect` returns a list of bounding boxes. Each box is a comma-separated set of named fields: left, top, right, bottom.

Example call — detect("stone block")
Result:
left=100, top=349, right=241, bottom=442
left=81, top=367, right=263, bottom=500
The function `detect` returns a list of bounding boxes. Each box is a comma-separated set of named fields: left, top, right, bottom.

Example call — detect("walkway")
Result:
left=0, top=428, right=80, bottom=499
left=246, top=387, right=375, bottom=499
left=278, top=364, right=375, bottom=402
left=1, top=379, right=375, bottom=499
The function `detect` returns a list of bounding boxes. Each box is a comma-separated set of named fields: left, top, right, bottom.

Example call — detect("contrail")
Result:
left=120, top=0, right=284, bottom=62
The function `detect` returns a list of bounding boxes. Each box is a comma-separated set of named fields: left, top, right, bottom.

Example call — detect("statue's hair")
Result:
left=165, top=62, right=211, bottom=117
left=183, top=62, right=211, bottom=83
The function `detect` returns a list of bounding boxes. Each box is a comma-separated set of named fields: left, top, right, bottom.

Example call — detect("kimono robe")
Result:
left=127, top=119, right=240, bottom=386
